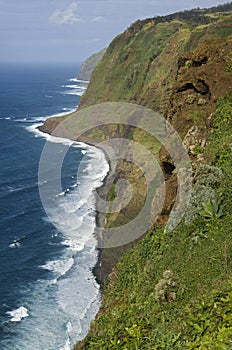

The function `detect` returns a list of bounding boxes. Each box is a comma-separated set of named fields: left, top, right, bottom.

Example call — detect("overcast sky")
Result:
left=0, top=0, right=228, bottom=63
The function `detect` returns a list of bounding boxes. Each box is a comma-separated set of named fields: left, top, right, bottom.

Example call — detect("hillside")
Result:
left=38, top=3, right=232, bottom=349
left=79, top=4, right=232, bottom=114
left=72, top=4, right=232, bottom=350
left=75, top=92, right=232, bottom=349
left=72, top=4, right=232, bottom=281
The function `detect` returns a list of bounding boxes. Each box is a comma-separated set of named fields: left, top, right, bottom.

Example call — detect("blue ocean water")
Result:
left=0, top=63, right=108, bottom=349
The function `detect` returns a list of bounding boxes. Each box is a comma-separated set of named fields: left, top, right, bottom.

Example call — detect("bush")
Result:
left=155, top=270, right=179, bottom=303
left=184, top=164, right=223, bottom=224
left=194, top=164, right=223, bottom=188
left=199, top=198, right=224, bottom=219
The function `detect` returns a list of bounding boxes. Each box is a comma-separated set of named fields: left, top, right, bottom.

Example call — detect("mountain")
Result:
left=39, top=3, right=232, bottom=349
left=76, top=48, right=107, bottom=81
left=73, top=4, right=232, bottom=349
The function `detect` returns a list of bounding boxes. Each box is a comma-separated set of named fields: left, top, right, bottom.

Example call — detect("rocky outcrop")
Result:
left=163, top=37, right=232, bottom=167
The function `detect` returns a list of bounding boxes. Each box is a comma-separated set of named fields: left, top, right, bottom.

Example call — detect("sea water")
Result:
left=0, top=63, right=109, bottom=349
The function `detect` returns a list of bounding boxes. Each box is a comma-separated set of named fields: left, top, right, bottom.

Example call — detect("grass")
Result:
left=74, top=93, right=232, bottom=349
left=72, top=6, right=232, bottom=348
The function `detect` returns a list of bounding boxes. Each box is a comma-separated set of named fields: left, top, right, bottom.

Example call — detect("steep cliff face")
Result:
left=159, top=36, right=232, bottom=167
left=76, top=48, right=106, bottom=81
left=79, top=7, right=232, bottom=114
left=72, top=6, right=232, bottom=350
left=36, top=4, right=232, bottom=349
left=75, top=8, right=232, bottom=280
left=167, top=38, right=232, bottom=131
left=40, top=7, right=232, bottom=283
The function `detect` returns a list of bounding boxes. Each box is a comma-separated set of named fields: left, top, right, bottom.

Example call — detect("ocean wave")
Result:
left=33, top=109, right=77, bottom=121
left=0, top=115, right=49, bottom=124
left=23, top=112, right=109, bottom=348
left=26, top=108, right=80, bottom=143
left=9, top=241, right=21, bottom=249
left=26, top=123, right=75, bottom=145
left=1, top=111, right=79, bottom=126
left=61, top=90, right=85, bottom=96
left=7, top=183, right=37, bottom=193
left=61, top=238, right=85, bottom=252
left=8, top=259, right=100, bottom=347
left=0, top=183, right=38, bottom=201
left=61, top=339, right=72, bottom=350
left=6, top=306, right=29, bottom=322
left=59, top=322, right=73, bottom=350
left=68, top=78, right=89, bottom=83
left=58, top=195, right=87, bottom=213
left=17, top=116, right=48, bottom=123
left=62, top=85, right=87, bottom=90
left=55, top=188, right=71, bottom=197
left=62, top=107, right=74, bottom=112
left=7, top=234, right=30, bottom=250
left=0, top=116, right=13, bottom=120
left=72, top=142, right=87, bottom=149
left=41, top=258, right=74, bottom=279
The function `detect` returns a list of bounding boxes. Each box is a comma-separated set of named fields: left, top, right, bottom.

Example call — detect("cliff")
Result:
left=73, top=5, right=232, bottom=350
left=38, top=3, right=232, bottom=349
left=76, top=48, right=106, bottom=81
left=74, top=4, right=232, bottom=281
left=79, top=4, right=232, bottom=113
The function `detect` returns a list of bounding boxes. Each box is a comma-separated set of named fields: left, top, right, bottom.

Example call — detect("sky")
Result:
left=0, top=0, right=229, bottom=64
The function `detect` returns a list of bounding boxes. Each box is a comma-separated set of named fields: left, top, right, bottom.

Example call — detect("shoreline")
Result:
left=36, top=120, right=112, bottom=289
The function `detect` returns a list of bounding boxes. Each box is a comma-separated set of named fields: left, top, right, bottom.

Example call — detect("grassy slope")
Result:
left=79, top=7, right=232, bottom=114
left=68, top=6, right=232, bottom=349
left=75, top=93, right=232, bottom=350
left=75, top=8, right=232, bottom=228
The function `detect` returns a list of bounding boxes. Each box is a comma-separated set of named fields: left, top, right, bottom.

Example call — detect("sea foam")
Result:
left=68, top=78, right=90, bottom=83
left=7, top=306, right=29, bottom=322
left=14, top=110, right=110, bottom=349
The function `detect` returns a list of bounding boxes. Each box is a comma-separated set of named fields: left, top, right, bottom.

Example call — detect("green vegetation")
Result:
left=79, top=4, right=232, bottom=112
left=198, top=198, right=224, bottom=220
left=190, top=110, right=207, bottom=123
left=185, top=164, right=223, bottom=225
left=155, top=270, right=179, bottom=303
left=38, top=3, right=232, bottom=348
left=70, top=4, right=232, bottom=348
left=75, top=93, right=232, bottom=349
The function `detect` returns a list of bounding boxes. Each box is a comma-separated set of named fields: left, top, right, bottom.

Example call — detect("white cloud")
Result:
left=49, top=2, right=80, bottom=25
left=90, top=16, right=105, bottom=22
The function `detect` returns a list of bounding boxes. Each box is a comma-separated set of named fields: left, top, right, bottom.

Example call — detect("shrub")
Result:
left=194, top=164, right=223, bottom=188
left=199, top=197, right=224, bottom=219
left=184, top=164, right=223, bottom=224
left=185, top=185, right=216, bottom=224
left=155, top=270, right=179, bottom=303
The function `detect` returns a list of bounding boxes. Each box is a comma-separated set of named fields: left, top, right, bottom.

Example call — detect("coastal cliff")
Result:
left=39, top=3, right=232, bottom=349
left=76, top=4, right=232, bottom=282
left=76, top=48, right=107, bottom=81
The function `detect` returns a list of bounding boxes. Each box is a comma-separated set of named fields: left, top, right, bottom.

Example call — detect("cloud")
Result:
left=49, top=2, right=80, bottom=25
left=90, top=16, right=105, bottom=22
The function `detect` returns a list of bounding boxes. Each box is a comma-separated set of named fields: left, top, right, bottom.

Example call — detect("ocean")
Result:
left=0, top=63, right=109, bottom=349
